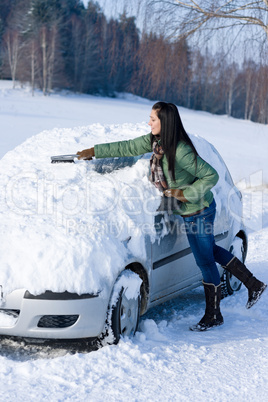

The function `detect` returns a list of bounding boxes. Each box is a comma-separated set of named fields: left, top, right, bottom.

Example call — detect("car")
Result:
left=0, top=134, right=247, bottom=346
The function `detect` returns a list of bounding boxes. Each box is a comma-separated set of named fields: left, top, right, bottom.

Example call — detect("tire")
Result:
left=221, top=236, right=246, bottom=297
left=104, top=270, right=141, bottom=345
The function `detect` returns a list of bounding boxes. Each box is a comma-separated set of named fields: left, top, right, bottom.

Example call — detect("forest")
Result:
left=0, top=0, right=267, bottom=124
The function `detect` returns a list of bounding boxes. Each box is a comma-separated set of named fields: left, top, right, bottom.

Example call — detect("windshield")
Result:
left=91, top=153, right=151, bottom=174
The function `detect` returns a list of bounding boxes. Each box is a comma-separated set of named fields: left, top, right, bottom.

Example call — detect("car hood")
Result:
left=0, top=123, right=161, bottom=298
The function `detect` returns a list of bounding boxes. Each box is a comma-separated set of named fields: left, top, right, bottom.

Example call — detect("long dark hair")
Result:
left=151, top=102, right=198, bottom=180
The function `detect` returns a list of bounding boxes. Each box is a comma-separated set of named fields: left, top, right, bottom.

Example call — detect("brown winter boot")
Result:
left=190, top=282, right=224, bottom=331
left=225, top=257, right=267, bottom=309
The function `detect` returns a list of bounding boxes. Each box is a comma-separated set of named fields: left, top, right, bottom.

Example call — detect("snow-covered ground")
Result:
left=0, top=80, right=267, bottom=401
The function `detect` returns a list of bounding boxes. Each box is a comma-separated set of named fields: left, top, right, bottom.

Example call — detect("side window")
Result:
left=157, top=197, right=182, bottom=215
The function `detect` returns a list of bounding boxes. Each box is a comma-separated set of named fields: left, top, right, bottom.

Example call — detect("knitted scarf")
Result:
left=149, top=140, right=168, bottom=192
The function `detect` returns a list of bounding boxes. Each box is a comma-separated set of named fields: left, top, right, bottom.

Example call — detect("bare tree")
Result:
left=147, top=1, right=268, bottom=42
left=224, top=61, right=239, bottom=116
left=24, top=0, right=65, bottom=95
left=40, top=26, right=48, bottom=94
left=242, top=60, right=259, bottom=120
left=134, top=33, right=169, bottom=99
left=3, top=28, right=21, bottom=87
left=0, top=0, right=29, bottom=88
left=30, top=38, right=38, bottom=96
left=47, top=24, right=57, bottom=93
left=256, top=64, right=268, bottom=123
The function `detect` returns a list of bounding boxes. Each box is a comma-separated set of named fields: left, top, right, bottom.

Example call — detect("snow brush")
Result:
left=51, top=154, right=79, bottom=163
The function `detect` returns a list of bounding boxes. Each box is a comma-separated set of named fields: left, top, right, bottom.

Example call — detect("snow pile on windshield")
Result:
left=0, top=123, right=239, bottom=297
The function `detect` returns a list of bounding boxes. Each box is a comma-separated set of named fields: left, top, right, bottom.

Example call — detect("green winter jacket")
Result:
left=94, top=133, right=219, bottom=216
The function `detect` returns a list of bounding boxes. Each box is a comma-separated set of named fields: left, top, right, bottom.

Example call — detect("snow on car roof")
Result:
left=0, top=123, right=239, bottom=297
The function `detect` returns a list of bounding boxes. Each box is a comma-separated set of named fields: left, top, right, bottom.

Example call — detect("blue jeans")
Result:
left=183, top=199, right=233, bottom=286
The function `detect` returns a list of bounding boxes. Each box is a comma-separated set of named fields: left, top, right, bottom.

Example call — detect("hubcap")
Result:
left=119, top=291, right=139, bottom=336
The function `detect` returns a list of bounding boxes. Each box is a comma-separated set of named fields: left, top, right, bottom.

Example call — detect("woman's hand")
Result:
left=76, top=147, right=95, bottom=160
left=164, top=189, right=188, bottom=202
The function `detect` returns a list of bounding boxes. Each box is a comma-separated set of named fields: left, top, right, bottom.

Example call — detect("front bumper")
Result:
left=0, top=289, right=108, bottom=339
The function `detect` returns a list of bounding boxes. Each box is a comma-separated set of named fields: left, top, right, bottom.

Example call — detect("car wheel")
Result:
left=103, top=270, right=141, bottom=345
left=221, top=236, right=246, bottom=297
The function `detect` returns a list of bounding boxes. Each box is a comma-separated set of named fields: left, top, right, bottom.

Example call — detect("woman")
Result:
left=77, top=102, right=266, bottom=332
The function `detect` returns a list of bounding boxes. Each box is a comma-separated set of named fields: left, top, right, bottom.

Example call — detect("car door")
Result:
left=150, top=211, right=202, bottom=302
left=150, top=203, right=230, bottom=303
